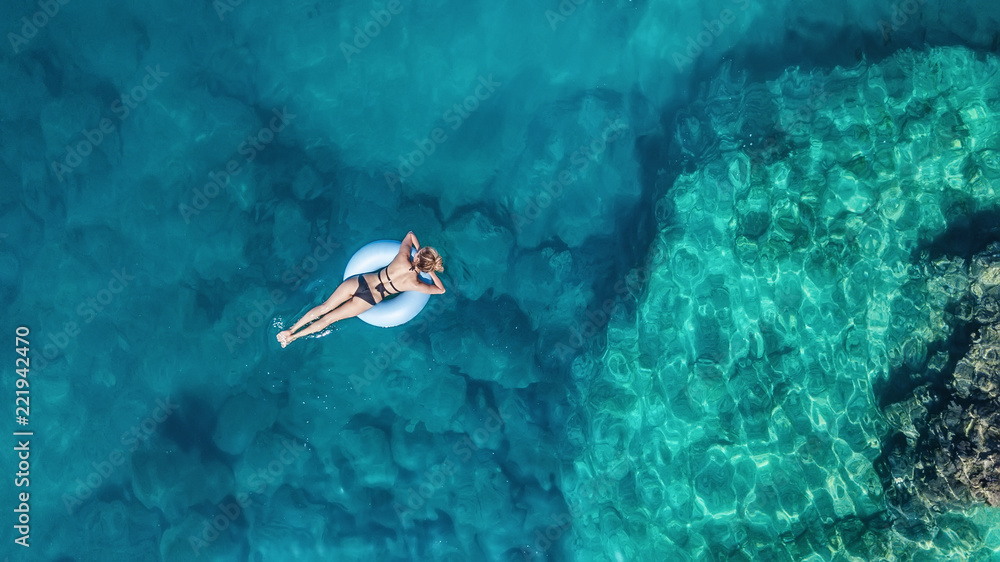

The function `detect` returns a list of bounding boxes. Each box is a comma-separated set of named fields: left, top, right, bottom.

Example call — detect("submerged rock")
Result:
left=883, top=243, right=1000, bottom=532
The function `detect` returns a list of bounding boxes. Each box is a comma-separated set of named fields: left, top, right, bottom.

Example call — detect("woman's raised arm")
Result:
left=401, top=231, right=420, bottom=255
left=429, top=271, right=445, bottom=293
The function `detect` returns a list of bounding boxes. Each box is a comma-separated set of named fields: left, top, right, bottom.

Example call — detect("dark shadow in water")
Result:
left=875, top=317, right=980, bottom=411
left=912, top=208, right=1000, bottom=262
left=575, top=100, right=677, bottom=351
left=159, top=392, right=227, bottom=464
left=714, top=8, right=1000, bottom=88
left=727, top=22, right=929, bottom=83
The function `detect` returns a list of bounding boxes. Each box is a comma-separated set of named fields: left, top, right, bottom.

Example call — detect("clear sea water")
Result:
left=2, top=0, right=1000, bottom=560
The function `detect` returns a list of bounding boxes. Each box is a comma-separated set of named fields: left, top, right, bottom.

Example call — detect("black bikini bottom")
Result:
left=354, top=275, right=377, bottom=306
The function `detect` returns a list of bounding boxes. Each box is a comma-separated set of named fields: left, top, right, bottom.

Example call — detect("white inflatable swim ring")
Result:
left=343, top=239, right=433, bottom=328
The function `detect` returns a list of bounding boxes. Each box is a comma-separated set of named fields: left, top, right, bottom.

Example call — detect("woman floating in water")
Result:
left=277, top=232, right=446, bottom=347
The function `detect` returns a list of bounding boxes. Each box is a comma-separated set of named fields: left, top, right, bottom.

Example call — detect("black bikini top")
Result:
left=376, top=267, right=398, bottom=296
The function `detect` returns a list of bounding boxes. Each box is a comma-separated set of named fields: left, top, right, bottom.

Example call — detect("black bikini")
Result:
left=354, top=276, right=377, bottom=306
left=354, top=264, right=415, bottom=306
left=374, top=266, right=401, bottom=299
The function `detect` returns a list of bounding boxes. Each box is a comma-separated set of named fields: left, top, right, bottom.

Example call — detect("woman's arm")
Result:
left=429, top=271, right=445, bottom=293
left=400, top=231, right=419, bottom=256
left=413, top=272, right=446, bottom=294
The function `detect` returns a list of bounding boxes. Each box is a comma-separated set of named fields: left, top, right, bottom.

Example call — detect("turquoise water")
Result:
left=2, top=0, right=1000, bottom=560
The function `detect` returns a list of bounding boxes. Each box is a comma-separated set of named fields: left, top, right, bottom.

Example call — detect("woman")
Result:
left=277, top=231, right=446, bottom=347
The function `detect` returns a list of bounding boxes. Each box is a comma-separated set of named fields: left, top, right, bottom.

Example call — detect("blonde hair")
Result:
left=413, top=247, right=444, bottom=273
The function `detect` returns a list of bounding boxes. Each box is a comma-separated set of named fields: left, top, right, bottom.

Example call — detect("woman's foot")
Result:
left=277, top=330, right=293, bottom=348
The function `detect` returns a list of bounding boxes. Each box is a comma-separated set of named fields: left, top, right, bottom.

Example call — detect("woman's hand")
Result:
left=408, top=231, right=420, bottom=251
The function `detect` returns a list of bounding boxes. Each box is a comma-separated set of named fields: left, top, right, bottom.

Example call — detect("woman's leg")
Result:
left=283, top=297, right=373, bottom=343
left=278, top=278, right=359, bottom=345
